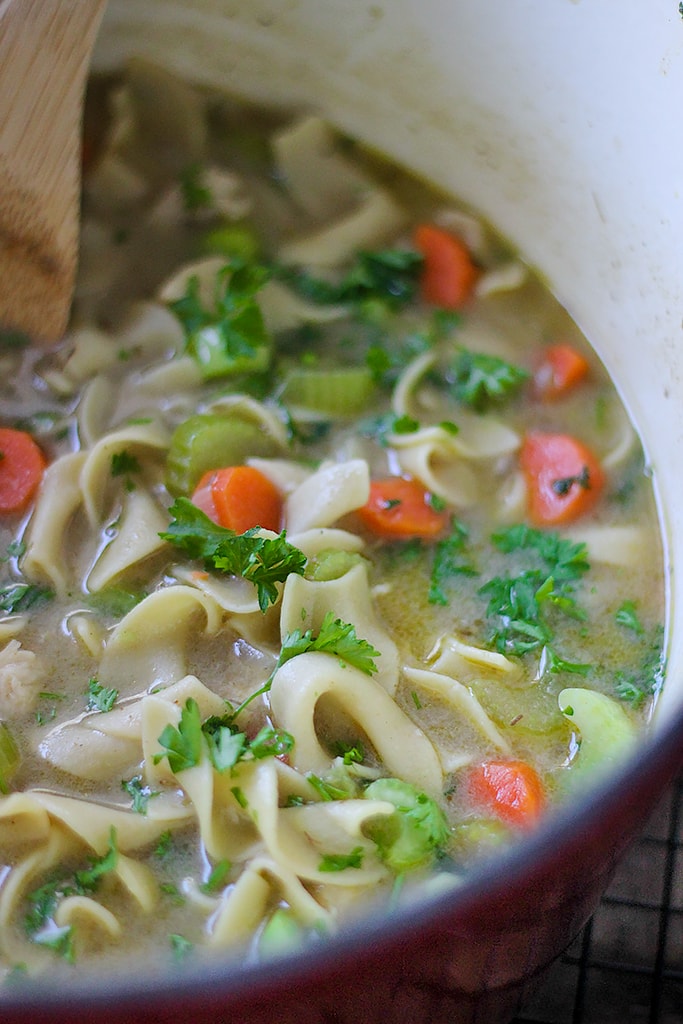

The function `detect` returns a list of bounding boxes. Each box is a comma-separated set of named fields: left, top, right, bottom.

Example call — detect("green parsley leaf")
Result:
left=615, top=600, right=644, bottom=635
left=154, top=831, right=173, bottom=859
left=179, top=163, right=213, bottom=212
left=614, top=624, right=665, bottom=708
left=74, top=828, right=118, bottom=892
left=121, top=775, right=158, bottom=814
left=318, top=847, right=364, bottom=872
left=276, top=249, right=423, bottom=309
left=170, top=934, right=193, bottom=962
left=0, top=582, right=53, bottom=615
left=110, top=450, right=141, bottom=477
left=428, top=518, right=477, bottom=605
left=479, top=525, right=591, bottom=657
left=154, top=697, right=203, bottom=774
left=168, top=259, right=272, bottom=381
left=199, top=859, right=232, bottom=894
left=32, top=924, right=75, bottom=962
left=448, top=348, right=529, bottom=412
left=278, top=610, right=380, bottom=676
left=160, top=498, right=307, bottom=612
left=86, top=678, right=119, bottom=713
left=232, top=611, right=380, bottom=719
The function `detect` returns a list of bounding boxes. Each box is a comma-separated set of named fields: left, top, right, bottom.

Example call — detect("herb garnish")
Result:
left=160, top=497, right=307, bottom=612
left=428, top=518, right=477, bottom=605
left=86, top=678, right=119, bottom=713
left=154, top=697, right=295, bottom=775
left=448, top=348, right=529, bottom=412
left=318, top=847, right=364, bottom=872
left=0, top=582, right=53, bottom=615
left=110, top=450, right=141, bottom=477
left=276, top=249, right=423, bottom=309
left=25, top=829, right=119, bottom=961
left=121, top=775, right=159, bottom=814
left=168, top=259, right=272, bottom=380
left=478, top=524, right=590, bottom=657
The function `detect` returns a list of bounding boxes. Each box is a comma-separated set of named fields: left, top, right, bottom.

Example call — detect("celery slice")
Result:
left=559, top=687, right=637, bottom=781
left=165, top=413, right=282, bottom=496
left=280, top=367, right=375, bottom=417
left=0, top=722, right=19, bottom=794
left=258, top=908, right=302, bottom=958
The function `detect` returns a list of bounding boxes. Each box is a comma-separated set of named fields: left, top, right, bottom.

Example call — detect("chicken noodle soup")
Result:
left=0, top=61, right=665, bottom=980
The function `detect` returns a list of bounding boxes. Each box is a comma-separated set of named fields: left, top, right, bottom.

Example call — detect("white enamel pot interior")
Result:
left=5, top=3, right=683, bottom=1024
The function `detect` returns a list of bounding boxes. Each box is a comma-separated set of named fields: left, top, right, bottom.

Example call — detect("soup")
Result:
left=0, top=60, right=665, bottom=981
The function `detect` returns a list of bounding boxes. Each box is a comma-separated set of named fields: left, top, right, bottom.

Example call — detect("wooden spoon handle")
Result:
left=0, top=0, right=107, bottom=342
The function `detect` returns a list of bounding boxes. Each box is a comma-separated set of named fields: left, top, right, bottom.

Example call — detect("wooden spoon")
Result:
left=0, top=0, right=108, bottom=343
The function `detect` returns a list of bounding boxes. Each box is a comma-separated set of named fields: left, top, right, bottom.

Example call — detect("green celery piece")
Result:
left=363, top=778, right=449, bottom=872
left=279, top=366, right=376, bottom=417
left=559, top=687, right=637, bottom=782
left=165, top=412, right=282, bottom=496
left=258, top=908, right=302, bottom=958
left=199, top=222, right=261, bottom=263
left=305, top=548, right=364, bottom=582
left=0, top=722, right=19, bottom=793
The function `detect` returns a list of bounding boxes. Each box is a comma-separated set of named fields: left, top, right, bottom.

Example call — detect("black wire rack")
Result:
left=512, top=777, right=683, bottom=1024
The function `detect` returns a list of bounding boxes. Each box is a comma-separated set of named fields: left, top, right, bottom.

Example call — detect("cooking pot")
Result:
left=3, top=2, right=683, bottom=1022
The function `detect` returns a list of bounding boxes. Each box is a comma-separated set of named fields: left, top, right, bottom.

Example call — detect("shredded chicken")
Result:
left=0, top=639, right=46, bottom=718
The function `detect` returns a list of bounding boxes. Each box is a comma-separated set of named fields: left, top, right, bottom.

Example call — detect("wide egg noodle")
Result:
left=0, top=824, right=74, bottom=967
left=279, top=565, right=399, bottom=697
left=283, top=459, right=370, bottom=534
left=87, top=487, right=169, bottom=592
left=269, top=651, right=443, bottom=795
left=403, top=665, right=512, bottom=757
left=79, top=421, right=169, bottom=526
left=22, top=452, right=88, bottom=594
left=231, top=760, right=391, bottom=887
left=39, top=674, right=227, bottom=783
left=96, top=586, right=224, bottom=695
left=54, top=896, right=122, bottom=943
left=209, top=855, right=333, bottom=948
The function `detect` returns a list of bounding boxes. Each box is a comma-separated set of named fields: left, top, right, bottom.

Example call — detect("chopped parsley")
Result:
left=478, top=524, right=590, bottom=657
left=428, top=518, right=477, bottom=605
left=160, top=498, right=307, bottom=612
left=0, top=582, right=53, bottom=615
left=24, top=829, right=119, bottom=960
left=121, top=775, right=158, bottom=814
left=199, top=859, right=232, bottom=894
left=168, top=259, right=272, bottom=381
left=318, top=847, right=364, bottom=872
left=86, top=678, right=119, bottom=713
left=154, top=698, right=295, bottom=775
left=179, top=163, right=213, bottom=212
left=448, top=348, right=529, bottom=412
left=276, top=248, right=423, bottom=309
left=614, top=625, right=665, bottom=708
left=615, top=600, right=644, bottom=635
left=110, top=450, right=141, bottom=477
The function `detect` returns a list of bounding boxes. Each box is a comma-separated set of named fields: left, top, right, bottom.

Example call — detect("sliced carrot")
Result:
left=413, top=223, right=479, bottom=310
left=357, top=477, right=448, bottom=539
left=192, top=465, right=283, bottom=533
left=533, top=344, right=590, bottom=401
left=468, top=759, right=546, bottom=829
left=0, top=428, right=46, bottom=514
left=519, top=431, right=605, bottom=527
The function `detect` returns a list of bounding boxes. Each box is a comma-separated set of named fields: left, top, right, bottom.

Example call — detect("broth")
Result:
left=0, top=60, right=665, bottom=982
